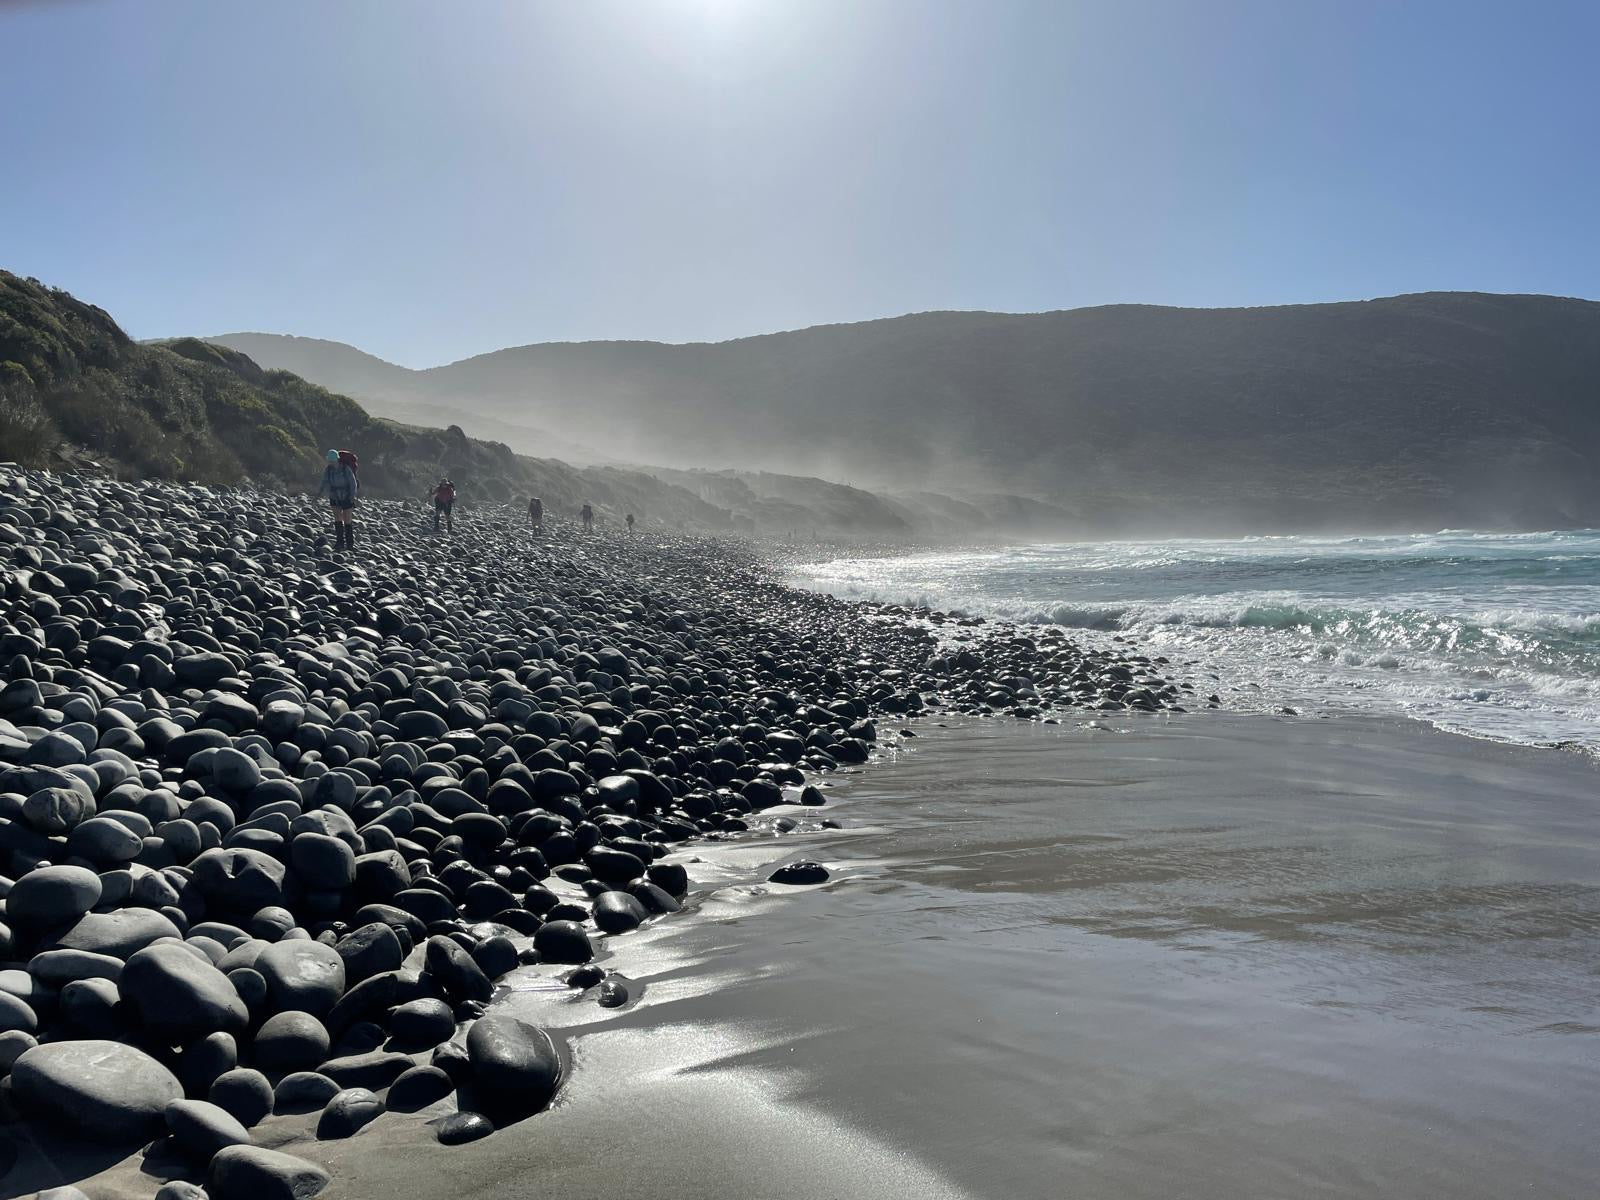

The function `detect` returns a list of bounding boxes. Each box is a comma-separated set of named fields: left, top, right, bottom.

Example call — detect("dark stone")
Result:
left=316, top=1087, right=384, bottom=1139
left=165, top=1097, right=252, bottom=1160
left=208, top=1145, right=330, bottom=1200
left=271, top=1070, right=341, bottom=1113
left=289, top=832, right=356, bottom=890
left=436, top=1110, right=495, bottom=1144
left=11, top=1039, right=183, bottom=1141
left=532, top=920, right=592, bottom=964
left=388, top=997, right=456, bottom=1049
left=334, top=921, right=404, bottom=987
left=424, top=934, right=494, bottom=1003
left=254, top=1010, right=331, bottom=1073
left=119, top=943, right=249, bottom=1038
left=464, top=1014, right=561, bottom=1120
left=255, top=939, right=345, bottom=1017
left=592, top=890, right=648, bottom=934
left=317, top=1049, right=413, bottom=1090
left=209, top=1067, right=274, bottom=1127
left=769, top=860, right=830, bottom=885
left=191, top=848, right=288, bottom=912
left=6, top=864, right=101, bottom=928
left=387, top=1064, right=456, bottom=1111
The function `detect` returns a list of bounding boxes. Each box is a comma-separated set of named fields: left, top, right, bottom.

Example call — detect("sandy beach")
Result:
left=58, top=709, right=1592, bottom=1200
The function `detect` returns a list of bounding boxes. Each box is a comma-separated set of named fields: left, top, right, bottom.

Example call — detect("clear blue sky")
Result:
left=4, top=0, right=1597, bottom=367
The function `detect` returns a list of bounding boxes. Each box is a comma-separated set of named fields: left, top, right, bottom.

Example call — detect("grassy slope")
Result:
left=0, top=270, right=742, bottom=529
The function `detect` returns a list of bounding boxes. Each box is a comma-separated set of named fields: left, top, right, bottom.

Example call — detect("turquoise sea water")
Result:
left=791, top=530, right=1600, bottom=751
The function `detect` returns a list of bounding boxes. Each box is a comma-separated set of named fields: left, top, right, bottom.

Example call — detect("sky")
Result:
left=3, top=0, right=1598, bottom=367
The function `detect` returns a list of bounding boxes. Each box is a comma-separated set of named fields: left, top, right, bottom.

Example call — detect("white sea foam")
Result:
left=790, top=529, right=1600, bottom=750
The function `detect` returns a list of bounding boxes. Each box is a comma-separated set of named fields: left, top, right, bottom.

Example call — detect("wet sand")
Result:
left=37, top=712, right=1600, bottom=1199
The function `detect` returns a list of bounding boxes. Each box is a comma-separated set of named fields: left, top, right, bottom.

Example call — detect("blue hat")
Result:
left=326, top=450, right=339, bottom=462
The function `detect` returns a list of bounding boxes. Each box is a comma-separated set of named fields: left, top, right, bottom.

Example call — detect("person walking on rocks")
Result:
left=432, top=478, right=456, bottom=533
left=529, top=496, right=543, bottom=533
left=580, top=502, right=594, bottom=533
left=626, top=512, right=635, bottom=534
left=316, top=449, right=359, bottom=549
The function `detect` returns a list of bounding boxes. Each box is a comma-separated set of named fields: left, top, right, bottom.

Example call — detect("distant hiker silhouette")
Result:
left=317, top=449, right=360, bottom=550
left=528, top=496, right=543, bottom=533
left=626, top=513, right=635, bottom=534
left=580, top=503, right=594, bottom=532
left=431, top=478, right=456, bottom=533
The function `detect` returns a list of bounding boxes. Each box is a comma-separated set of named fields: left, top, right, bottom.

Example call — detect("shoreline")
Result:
left=2, top=463, right=1594, bottom=1199
left=0, top=467, right=1183, bottom=1200
left=66, top=706, right=1596, bottom=1200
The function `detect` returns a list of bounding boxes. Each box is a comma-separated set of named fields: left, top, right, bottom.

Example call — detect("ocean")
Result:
left=791, top=530, right=1600, bottom=751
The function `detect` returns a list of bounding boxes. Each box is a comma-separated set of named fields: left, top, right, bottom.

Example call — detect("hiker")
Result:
left=528, top=496, right=543, bottom=533
left=316, top=449, right=359, bottom=549
left=580, top=502, right=594, bottom=533
left=625, top=512, right=635, bottom=534
left=431, top=477, right=456, bottom=533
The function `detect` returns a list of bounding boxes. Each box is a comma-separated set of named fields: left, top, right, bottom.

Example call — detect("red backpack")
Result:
left=337, top=449, right=360, bottom=474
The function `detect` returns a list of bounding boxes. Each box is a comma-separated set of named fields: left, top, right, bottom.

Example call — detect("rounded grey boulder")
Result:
left=436, top=1110, right=494, bottom=1145
left=209, top=1145, right=330, bottom=1200
left=45, top=907, right=181, bottom=960
left=12, top=1039, right=183, bottom=1141
left=6, top=864, right=101, bottom=929
left=253, top=1010, right=330, bottom=1072
left=255, top=940, right=345, bottom=1017
left=385, top=1064, right=454, bottom=1111
left=22, top=785, right=94, bottom=834
left=316, top=1086, right=384, bottom=1139
left=465, top=1014, right=562, bottom=1120
left=209, top=1066, right=274, bottom=1127
left=272, top=1070, right=341, bottom=1113
left=120, top=943, right=248, bottom=1038
left=532, top=919, right=593, bottom=964
left=166, top=1097, right=252, bottom=1160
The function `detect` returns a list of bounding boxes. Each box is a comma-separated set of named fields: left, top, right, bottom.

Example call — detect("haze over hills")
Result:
left=0, top=269, right=1067, bottom=539
left=211, top=291, right=1600, bottom=533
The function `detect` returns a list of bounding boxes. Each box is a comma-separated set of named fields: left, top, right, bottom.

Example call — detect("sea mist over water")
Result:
left=791, top=530, right=1600, bottom=750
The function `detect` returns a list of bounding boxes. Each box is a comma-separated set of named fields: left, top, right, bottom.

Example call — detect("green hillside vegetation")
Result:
left=0, top=271, right=734, bottom=524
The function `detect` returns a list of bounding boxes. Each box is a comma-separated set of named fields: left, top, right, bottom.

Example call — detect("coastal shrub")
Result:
left=0, top=392, right=57, bottom=466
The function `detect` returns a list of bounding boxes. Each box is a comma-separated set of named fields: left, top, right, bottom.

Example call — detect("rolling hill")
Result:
left=211, top=292, right=1600, bottom=533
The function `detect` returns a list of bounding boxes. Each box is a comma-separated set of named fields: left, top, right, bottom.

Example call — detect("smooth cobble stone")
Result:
left=316, top=1087, right=384, bottom=1139
left=210, top=1066, right=274, bottom=1127
left=119, top=943, right=248, bottom=1040
left=465, top=1014, right=561, bottom=1121
left=254, top=1010, right=331, bottom=1072
left=12, top=1039, right=183, bottom=1141
left=389, top=997, right=455, bottom=1048
left=255, top=940, right=345, bottom=1017
left=769, top=860, right=830, bottom=885
left=532, top=920, right=593, bottom=964
left=209, top=1145, right=330, bottom=1200
left=436, top=1110, right=495, bottom=1145
left=5, top=864, right=101, bottom=929
left=386, top=1064, right=455, bottom=1111
left=272, top=1071, right=342, bottom=1113
left=165, top=1097, right=252, bottom=1160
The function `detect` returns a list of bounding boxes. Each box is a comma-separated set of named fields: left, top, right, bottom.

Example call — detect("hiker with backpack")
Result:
left=431, top=478, right=456, bottom=533
left=316, top=449, right=360, bottom=549
left=528, top=496, right=543, bottom=534
left=580, top=502, right=594, bottom=533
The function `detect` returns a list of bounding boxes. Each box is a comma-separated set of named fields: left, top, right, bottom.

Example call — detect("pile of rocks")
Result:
left=0, top=466, right=1185, bottom=1197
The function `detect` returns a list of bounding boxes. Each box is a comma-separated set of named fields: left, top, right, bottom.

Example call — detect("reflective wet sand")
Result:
left=33, top=713, right=1600, bottom=1200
